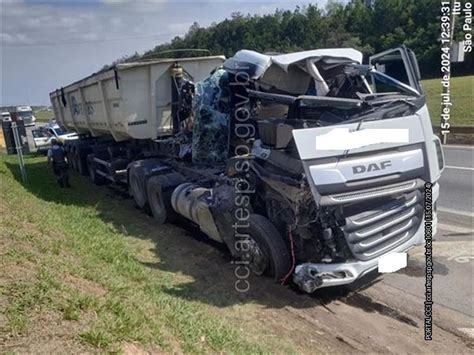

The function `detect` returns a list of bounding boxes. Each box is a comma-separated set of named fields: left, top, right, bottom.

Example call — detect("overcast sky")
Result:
left=1, top=0, right=329, bottom=106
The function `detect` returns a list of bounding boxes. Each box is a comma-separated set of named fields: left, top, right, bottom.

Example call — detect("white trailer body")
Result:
left=50, top=56, right=225, bottom=141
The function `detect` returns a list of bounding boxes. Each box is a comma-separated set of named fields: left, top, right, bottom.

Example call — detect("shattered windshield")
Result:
left=192, top=68, right=232, bottom=164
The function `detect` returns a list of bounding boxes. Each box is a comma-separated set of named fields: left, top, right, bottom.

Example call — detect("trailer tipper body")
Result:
left=50, top=46, right=444, bottom=293
left=51, top=56, right=225, bottom=141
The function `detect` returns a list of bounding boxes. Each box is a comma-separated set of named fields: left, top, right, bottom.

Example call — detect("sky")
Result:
left=1, top=0, right=328, bottom=106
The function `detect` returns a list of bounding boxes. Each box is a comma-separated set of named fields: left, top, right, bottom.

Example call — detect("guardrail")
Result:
left=432, top=125, right=474, bottom=134
left=432, top=125, right=473, bottom=145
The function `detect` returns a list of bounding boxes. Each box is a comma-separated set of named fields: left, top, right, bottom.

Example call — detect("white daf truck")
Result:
left=50, top=46, right=444, bottom=293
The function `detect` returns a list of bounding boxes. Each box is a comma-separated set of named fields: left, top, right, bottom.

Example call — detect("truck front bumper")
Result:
left=293, top=183, right=439, bottom=293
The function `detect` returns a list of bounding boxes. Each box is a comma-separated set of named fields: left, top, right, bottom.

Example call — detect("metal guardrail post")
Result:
left=442, top=131, right=448, bottom=145
left=11, top=121, right=28, bottom=184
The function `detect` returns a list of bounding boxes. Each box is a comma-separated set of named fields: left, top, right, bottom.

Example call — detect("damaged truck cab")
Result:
left=51, top=46, right=444, bottom=293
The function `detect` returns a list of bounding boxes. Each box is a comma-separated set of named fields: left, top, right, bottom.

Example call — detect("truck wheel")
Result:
left=129, top=169, right=147, bottom=209
left=244, top=214, right=292, bottom=282
left=147, top=176, right=176, bottom=224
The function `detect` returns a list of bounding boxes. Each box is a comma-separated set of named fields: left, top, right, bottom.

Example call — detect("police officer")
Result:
left=47, top=139, right=70, bottom=188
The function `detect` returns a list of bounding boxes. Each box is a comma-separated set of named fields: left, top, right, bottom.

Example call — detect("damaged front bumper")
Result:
left=293, top=183, right=439, bottom=293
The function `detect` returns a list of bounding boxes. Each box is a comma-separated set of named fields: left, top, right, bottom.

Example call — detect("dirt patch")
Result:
left=343, top=293, right=418, bottom=327
left=0, top=311, right=96, bottom=354
left=122, top=342, right=165, bottom=355
left=61, top=274, right=107, bottom=298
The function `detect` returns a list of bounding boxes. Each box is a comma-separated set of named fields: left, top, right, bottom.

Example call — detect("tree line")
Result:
left=113, top=0, right=473, bottom=78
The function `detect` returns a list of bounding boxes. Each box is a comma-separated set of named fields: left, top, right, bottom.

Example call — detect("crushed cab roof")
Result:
left=224, top=48, right=363, bottom=79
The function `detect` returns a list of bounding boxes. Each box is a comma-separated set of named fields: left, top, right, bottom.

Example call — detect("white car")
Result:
left=32, top=123, right=78, bottom=154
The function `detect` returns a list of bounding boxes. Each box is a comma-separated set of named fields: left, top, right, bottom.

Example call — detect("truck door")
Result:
left=369, top=45, right=422, bottom=94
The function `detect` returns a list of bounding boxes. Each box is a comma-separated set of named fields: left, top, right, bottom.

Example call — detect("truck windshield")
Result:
left=18, top=111, right=32, bottom=118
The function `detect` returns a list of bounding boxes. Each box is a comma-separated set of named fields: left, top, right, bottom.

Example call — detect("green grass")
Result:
left=421, top=75, right=473, bottom=126
left=34, top=110, right=55, bottom=122
left=0, top=154, right=268, bottom=353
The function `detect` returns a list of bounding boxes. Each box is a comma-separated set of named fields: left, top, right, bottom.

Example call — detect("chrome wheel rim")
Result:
left=246, top=237, right=268, bottom=275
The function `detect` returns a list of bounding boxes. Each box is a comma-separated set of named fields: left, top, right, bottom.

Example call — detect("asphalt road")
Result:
left=438, top=145, right=474, bottom=214
left=367, top=145, right=474, bottom=342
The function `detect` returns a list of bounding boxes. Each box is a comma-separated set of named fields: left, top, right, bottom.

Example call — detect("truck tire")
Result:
left=127, top=159, right=171, bottom=211
left=129, top=168, right=147, bottom=209
left=245, top=214, right=291, bottom=282
left=146, top=175, right=177, bottom=224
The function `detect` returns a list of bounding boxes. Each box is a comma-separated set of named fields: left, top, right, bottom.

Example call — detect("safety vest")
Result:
left=51, top=145, right=66, bottom=163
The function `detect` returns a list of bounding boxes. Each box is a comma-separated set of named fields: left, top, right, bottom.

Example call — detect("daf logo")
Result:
left=352, top=160, right=392, bottom=174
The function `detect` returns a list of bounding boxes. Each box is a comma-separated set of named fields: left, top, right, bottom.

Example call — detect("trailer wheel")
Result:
left=129, top=168, right=147, bottom=209
left=244, top=214, right=291, bottom=282
left=147, top=175, right=177, bottom=224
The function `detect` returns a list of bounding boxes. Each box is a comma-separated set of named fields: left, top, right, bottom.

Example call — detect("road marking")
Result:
left=457, top=328, right=474, bottom=339
left=445, top=165, right=474, bottom=171
left=438, top=207, right=474, bottom=218
left=442, top=145, right=474, bottom=150
left=437, top=223, right=473, bottom=234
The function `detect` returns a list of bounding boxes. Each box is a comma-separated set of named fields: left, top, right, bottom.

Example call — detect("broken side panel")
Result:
left=192, top=69, right=231, bottom=164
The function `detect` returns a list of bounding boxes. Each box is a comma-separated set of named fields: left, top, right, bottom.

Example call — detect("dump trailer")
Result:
left=51, top=46, right=444, bottom=293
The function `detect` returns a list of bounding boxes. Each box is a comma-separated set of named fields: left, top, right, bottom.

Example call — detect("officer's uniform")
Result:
left=47, top=144, right=70, bottom=187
